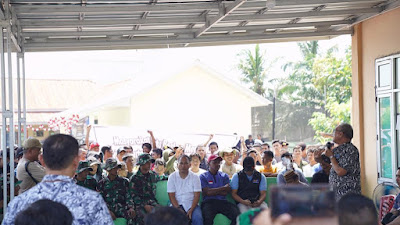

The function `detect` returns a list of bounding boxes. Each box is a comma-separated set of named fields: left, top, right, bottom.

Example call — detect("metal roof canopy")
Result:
left=0, top=0, right=399, bottom=215
left=2, top=0, right=399, bottom=52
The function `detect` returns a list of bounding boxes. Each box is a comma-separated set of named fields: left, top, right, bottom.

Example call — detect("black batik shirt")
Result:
left=329, top=142, right=361, bottom=200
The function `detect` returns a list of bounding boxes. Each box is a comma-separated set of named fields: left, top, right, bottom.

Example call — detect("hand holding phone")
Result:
left=270, top=184, right=336, bottom=218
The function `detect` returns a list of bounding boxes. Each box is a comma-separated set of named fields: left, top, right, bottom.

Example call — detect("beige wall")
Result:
left=129, top=66, right=268, bottom=135
left=352, top=7, right=400, bottom=198
left=90, top=107, right=131, bottom=126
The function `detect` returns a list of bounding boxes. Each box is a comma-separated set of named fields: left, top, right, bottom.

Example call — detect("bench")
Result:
left=155, top=177, right=312, bottom=225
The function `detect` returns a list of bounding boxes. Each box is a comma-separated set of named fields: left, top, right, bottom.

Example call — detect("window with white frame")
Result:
left=376, top=54, right=400, bottom=182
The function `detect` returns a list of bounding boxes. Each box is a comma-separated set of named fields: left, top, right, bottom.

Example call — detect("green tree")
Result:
left=308, top=46, right=352, bottom=142
left=308, top=98, right=351, bottom=143
left=312, top=46, right=352, bottom=104
left=237, top=44, right=271, bottom=96
left=281, top=41, right=324, bottom=108
left=279, top=41, right=352, bottom=143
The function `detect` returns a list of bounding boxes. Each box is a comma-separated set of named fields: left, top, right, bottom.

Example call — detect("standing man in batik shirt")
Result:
left=129, top=153, right=159, bottom=225
left=325, top=123, right=361, bottom=200
left=97, top=158, right=135, bottom=222
left=3, top=134, right=113, bottom=225
left=73, top=160, right=97, bottom=191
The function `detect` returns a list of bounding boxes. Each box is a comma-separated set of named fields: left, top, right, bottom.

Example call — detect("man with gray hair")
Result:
left=16, top=138, right=45, bottom=194
left=325, top=123, right=361, bottom=200
left=167, top=155, right=203, bottom=225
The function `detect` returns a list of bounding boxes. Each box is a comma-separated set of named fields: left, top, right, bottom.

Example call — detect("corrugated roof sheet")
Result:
left=5, top=0, right=398, bottom=52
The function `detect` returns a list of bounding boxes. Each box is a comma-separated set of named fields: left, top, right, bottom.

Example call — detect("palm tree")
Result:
left=237, top=44, right=267, bottom=96
left=281, top=41, right=324, bottom=108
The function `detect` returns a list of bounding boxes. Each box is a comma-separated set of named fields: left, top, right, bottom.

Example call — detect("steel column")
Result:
left=16, top=22, right=24, bottom=147
left=5, top=0, right=15, bottom=201
left=0, top=24, right=8, bottom=214
left=22, top=50, right=26, bottom=139
left=17, top=53, right=21, bottom=146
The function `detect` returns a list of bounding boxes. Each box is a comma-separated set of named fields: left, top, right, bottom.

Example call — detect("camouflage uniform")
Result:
left=127, top=171, right=134, bottom=179
left=74, top=175, right=97, bottom=191
left=0, top=176, right=21, bottom=221
left=128, top=153, right=159, bottom=225
left=97, top=158, right=132, bottom=220
left=74, top=161, right=97, bottom=191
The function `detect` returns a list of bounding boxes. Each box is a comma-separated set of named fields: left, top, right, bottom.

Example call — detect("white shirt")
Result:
left=167, top=171, right=202, bottom=211
left=220, top=162, right=243, bottom=178
left=303, top=163, right=320, bottom=177
left=190, top=168, right=207, bottom=176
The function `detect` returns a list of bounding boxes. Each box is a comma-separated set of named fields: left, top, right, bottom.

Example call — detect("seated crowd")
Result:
left=0, top=123, right=381, bottom=225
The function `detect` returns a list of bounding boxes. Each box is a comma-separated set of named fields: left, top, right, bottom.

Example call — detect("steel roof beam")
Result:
left=7, top=0, right=384, bottom=3
left=195, top=0, right=246, bottom=38
left=13, top=2, right=220, bottom=14
left=12, top=0, right=384, bottom=14
left=351, top=0, right=400, bottom=25
left=17, top=7, right=381, bottom=28
left=24, top=30, right=353, bottom=51
left=22, top=20, right=351, bottom=38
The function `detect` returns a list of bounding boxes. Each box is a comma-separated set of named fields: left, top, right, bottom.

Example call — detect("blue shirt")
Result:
left=2, top=174, right=113, bottom=225
left=394, top=193, right=400, bottom=210
left=200, top=171, right=230, bottom=201
left=230, top=171, right=267, bottom=191
left=314, top=164, right=322, bottom=173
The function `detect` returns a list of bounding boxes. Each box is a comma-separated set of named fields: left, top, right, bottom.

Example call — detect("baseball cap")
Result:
left=243, top=157, right=255, bottom=171
left=253, top=143, right=261, bottom=148
left=23, top=138, right=42, bottom=149
left=122, top=153, right=134, bottom=161
left=86, top=151, right=101, bottom=160
left=87, top=156, right=101, bottom=166
left=136, top=153, right=155, bottom=166
left=207, top=154, right=222, bottom=163
left=117, top=147, right=126, bottom=155
left=105, top=158, right=121, bottom=171
left=89, top=142, right=100, bottom=150
left=16, top=147, right=24, bottom=158
left=76, top=161, right=93, bottom=173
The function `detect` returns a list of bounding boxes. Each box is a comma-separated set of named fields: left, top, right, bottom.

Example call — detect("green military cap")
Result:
left=136, top=153, right=155, bottom=166
left=105, top=158, right=121, bottom=171
left=87, top=156, right=101, bottom=166
left=76, top=161, right=93, bottom=173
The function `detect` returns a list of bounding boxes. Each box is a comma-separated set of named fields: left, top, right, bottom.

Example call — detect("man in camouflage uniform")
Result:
left=97, top=158, right=135, bottom=223
left=73, top=161, right=97, bottom=191
left=87, top=156, right=103, bottom=182
left=129, top=153, right=159, bottom=225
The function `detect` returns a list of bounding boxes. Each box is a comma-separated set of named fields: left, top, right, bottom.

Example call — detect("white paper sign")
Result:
left=86, top=125, right=238, bottom=156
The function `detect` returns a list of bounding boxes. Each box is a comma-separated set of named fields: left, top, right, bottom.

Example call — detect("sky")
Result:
left=23, top=34, right=351, bottom=86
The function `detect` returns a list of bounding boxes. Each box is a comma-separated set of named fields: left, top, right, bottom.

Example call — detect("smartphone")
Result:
left=270, top=184, right=336, bottom=218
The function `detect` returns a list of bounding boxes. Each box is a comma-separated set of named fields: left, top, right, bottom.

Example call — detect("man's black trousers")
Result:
left=201, top=199, right=240, bottom=225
